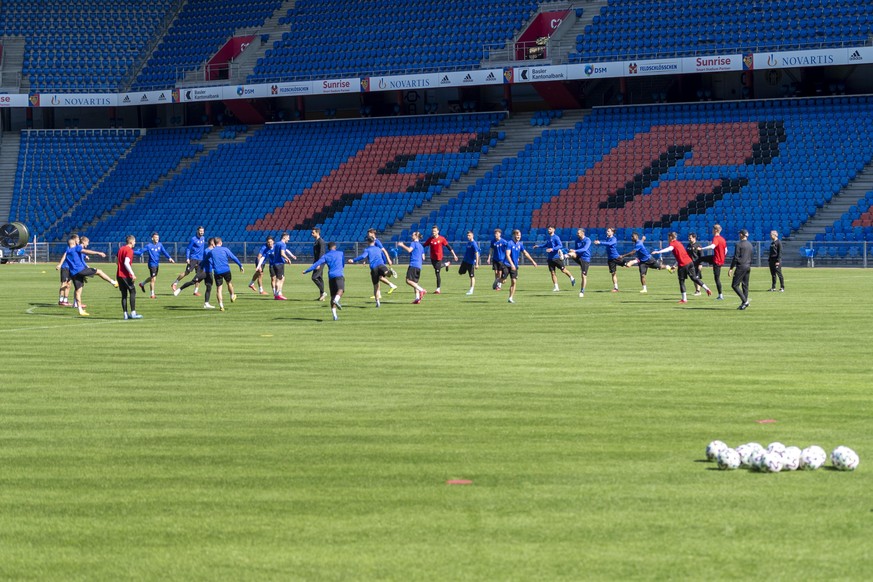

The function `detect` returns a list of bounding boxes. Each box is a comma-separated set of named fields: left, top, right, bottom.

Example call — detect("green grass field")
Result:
left=1, top=263, right=871, bottom=579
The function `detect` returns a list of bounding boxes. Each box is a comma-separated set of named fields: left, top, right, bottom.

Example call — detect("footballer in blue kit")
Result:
left=248, top=236, right=273, bottom=295
left=396, top=231, right=428, bottom=304
left=209, top=237, right=244, bottom=311
left=58, top=234, right=118, bottom=316
left=622, top=232, right=670, bottom=293
left=566, top=228, right=592, bottom=297
left=594, top=227, right=625, bottom=292
left=258, top=232, right=297, bottom=300
left=534, top=226, right=575, bottom=291
left=458, top=231, right=480, bottom=295
left=175, top=237, right=217, bottom=308
left=173, top=226, right=205, bottom=293
left=135, top=232, right=174, bottom=298
left=349, top=236, right=397, bottom=307
left=304, top=242, right=346, bottom=320
left=505, top=229, right=538, bottom=303
left=487, top=228, right=510, bottom=291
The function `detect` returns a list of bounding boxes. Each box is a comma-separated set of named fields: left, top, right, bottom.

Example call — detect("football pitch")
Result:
left=1, top=263, right=871, bottom=579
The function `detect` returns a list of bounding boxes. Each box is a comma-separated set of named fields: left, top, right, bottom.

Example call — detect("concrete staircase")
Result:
left=0, top=132, right=21, bottom=221
left=549, top=0, right=610, bottom=65
left=73, top=127, right=257, bottom=234
left=180, top=0, right=297, bottom=86
left=772, top=161, right=873, bottom=265
left=380, top=110, right=589, bottom=239
left=121, top=0, right=188, bottom=92
left=0, top=36, right=27, bottom=92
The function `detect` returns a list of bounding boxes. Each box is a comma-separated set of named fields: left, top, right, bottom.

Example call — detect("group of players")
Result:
left=55, top=222, right=786, bottom=320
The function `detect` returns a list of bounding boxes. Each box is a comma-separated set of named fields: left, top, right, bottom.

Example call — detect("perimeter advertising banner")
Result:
left=754, top=48, right=849, bottom=70
left=0, top=94, right=29, bottom=107
left=118, top=90, right=172, bottom=106
left=566, top=61, right=625, bottom=80
left=680, top=54, right=744, bottom=73
left=37, top=93, right=118, bottom=107
left=624, top=59, right=681, bottom=77
left=511, top=64, right=568, bottom=83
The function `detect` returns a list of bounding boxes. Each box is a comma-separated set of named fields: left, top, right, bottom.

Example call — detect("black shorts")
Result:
left=201, top=272, right=214, bottom=286
left=458, top=261, right=476, bottom=277
left=547, top=258, right=565, bottom=273
left=60, top=268, right=71, bottom=283
left=371, top=264, right=390, bottom=284
left=638, top=258, right=661, bottom=276
left=491, top=259, right=505, bottom=272
left=508, top=268, right=519, bottom=280
left=71, top=267, right=97, bottom=289
left=431, top=259, right=444, bottom=271
left=573, top=259, right=590, bottom=275
left=608, top=258, right=628, bottom=274
left=329, top=276, right=345, bottom=296
left=406, top=266, right=421, bottom=283
left=214, top=271, right=232, bottom=286
left=148, top=264, right=159, bottom=278
left=184, top=259, right=200, bottom=275
left=270, top=263, right=285, bottom=279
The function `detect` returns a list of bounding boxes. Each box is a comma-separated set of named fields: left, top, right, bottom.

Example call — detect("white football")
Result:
left=749, top=450, right=767, bottom=472
left=706, top=440, right=729, bottom=461
left=781, top=446, right=802, bottom=471
left=760, top=451, right=784, bottom=473
left=799, top=445, right=827, bottom=470
left=717, top=448, right=741, bottom=470
left=736, top=444, right=758, bottom=468
left=767, top=442, right=787, bottom=455
left=831, top=446, right=860, bottom=471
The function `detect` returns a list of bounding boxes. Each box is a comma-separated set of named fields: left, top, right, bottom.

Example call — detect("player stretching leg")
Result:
left=248, top=236, right=273, bottom=295
left=396, top=232, right=428, bottom=304
left=65, top=235, right=118, bottom=316
left=135, top=232, right=174, bottom=299
left=651, top=232, right=712, bottom=303
left=55, top=237, right=76, bottom=306
left=505, top=230, right=538, bottom=303
left=697, top=224, right=727, bottom=300
left=534, top=226, right=574, bottom=291
left=566, top=228, right=592, bottom=298
left=622, top=233, right=668, bottom=293
left=458, top=231, right=480, bottom=295
left=303, top=242, right=346, bottom=320
left=176, top=238, right=216, bottom=308
left=349, top=236, right=396, bottom=307
left=116, top=235, right=142, bottom=320
left=172, top=226, right=205, bottom=295
left=686, top=232, right=703, bottom=296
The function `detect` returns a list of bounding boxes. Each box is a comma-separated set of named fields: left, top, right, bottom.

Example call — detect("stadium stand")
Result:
left=43, top=127, right=211, bottom=241
left=11, top=99, right=873, bottom=248
left=133, top=0, right=283, bottom=90
left=248, top=0, right=540, bottom=82
left=570, top=0, right=873, bottom=62
left=11, top=130, right=140, bottom=237
left=81, top=113, right=505, bottom=243
left=405, top=97, right=873, bottom=245
left=1, top=0, right=174, bottom=91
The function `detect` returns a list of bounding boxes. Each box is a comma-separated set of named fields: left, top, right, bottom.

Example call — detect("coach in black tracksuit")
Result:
left=768, top=230, right=784, bottom=292
left=729, top=229, right=753, bottom=310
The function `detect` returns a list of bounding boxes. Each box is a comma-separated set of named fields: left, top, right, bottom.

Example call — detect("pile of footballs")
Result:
left=706, top=441, right=860, bottom=472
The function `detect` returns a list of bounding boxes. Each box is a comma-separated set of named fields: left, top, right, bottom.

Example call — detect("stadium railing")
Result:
left=24, top=241, right=870, bottom=269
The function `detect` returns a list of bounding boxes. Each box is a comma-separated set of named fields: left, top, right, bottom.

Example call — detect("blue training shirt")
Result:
left=353, top=245, right=386, bottom=269
left=256, top=244, right=269, bottom=265
left=304, top=250, right=345, bottom=279
left=633, top=240, right=652, bottom=262
left=535, top=234, right=564, bottom=261
left=405, top=241, right=425, bottom=269
left=210, top=246, right=242, bottom=274
left=506, top=240, right=526, bottom=267
left=269, top=241, right=289, bottom=266
left=186, top=236, right=205, bottom=261
left=201, top=248, right=214, bottom=273
left=136, top=242, right=172, bottom=266
left=490, top=238, right=508, bottom=263
left=463, top=240, right=480, bottom=264
left=600, top=236, right=620, bottom=260
left=574, top=237, right=592, bottom=262
left=66, top=244, right=87, bottom=275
